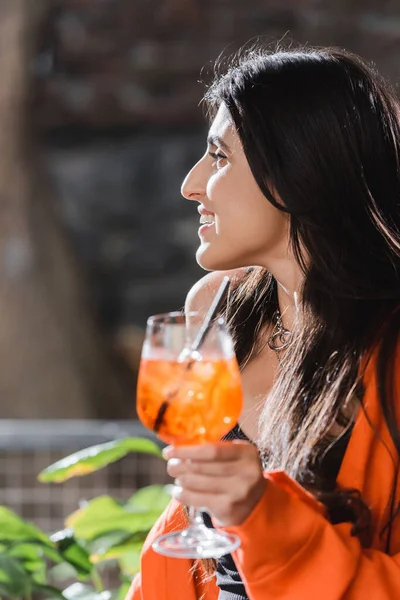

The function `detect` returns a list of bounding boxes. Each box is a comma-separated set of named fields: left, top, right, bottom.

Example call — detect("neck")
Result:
left=267, top=258, right=303, bottom=332
left=276, top=283, right=298, bottom=332
left=256, top=242, right=305, bottom=331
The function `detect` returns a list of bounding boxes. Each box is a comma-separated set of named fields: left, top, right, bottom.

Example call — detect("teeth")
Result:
left=200, top=215, right=215, bottom=224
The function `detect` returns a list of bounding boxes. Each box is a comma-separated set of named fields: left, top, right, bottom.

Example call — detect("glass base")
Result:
left=152, top=524, right=241, bottom=559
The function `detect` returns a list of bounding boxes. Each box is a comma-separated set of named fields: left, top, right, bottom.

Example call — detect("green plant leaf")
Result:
left=117, top=582, right=131, bottom=600
left=8, top=542, right=46, bottom=583
left=0, top=507, right=53, bottom=545
left=38, top=438, right=162, bottom=483
left=0, top=537, right=62, bottom=565
left=119, top=546, right=142, bottom=576
left=0, top=581, right=21, bottom=598
left=90, top=541, right=142, bottom=568
left=50, top=561, right=80, bottom=583
left=66, top=497, right=161, bottom=541
left=32, top=582, right=67, bottom=599
left=7, top=541, right=41, bottom=561
left=62, top=582, right=111, bottom=600
left=0, top=553, right=31, bottom=597
left=51, top=529, right=92, bottom=577
left=86, top=531, right=137, bottom=557
left=127, top=485, right=172, bottom=513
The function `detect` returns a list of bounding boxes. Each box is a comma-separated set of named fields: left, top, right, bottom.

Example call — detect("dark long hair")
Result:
left=202, top=46, right=400, bottom=562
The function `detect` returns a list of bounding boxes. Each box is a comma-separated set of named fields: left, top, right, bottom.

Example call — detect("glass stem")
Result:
left=188, top=506, right=204, bottom=526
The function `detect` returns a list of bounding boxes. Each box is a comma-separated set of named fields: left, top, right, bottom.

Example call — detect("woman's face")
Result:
left=181, top=103, right=290, bottom=272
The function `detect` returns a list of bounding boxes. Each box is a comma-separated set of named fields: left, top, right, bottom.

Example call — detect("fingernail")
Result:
left=162, top=446, right=173, bottom=459
left=167, top=458, right=181, bottom=467
left=171, top=484, right=182, bottom=499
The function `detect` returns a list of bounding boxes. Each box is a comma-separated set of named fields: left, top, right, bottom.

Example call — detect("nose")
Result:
left=181, top=157, right=207, bottom=202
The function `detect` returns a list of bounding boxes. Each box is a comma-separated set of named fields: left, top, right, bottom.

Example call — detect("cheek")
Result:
left=228, top=196, right=289, bottom=249
left=207, top=171, right=288, bottom=244
left=206, top=172, right=245, bottom=230
left=206, top=174, right=223, bottom=201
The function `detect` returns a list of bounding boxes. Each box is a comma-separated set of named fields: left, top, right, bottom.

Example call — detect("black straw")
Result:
left=190, top=276, right=230, bottom=353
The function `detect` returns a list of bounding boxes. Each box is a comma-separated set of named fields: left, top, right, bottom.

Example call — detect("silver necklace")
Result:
left=267, top=308, right=292, bottom=352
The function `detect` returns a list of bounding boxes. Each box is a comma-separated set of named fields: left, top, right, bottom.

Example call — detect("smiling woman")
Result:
left=127, top=45, right=400, bottom=600
left=181, top=103, right=291, bottom=274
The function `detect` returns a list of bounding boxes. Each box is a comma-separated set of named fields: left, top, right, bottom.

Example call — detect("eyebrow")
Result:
left=207, top=134, right=231, bottom=154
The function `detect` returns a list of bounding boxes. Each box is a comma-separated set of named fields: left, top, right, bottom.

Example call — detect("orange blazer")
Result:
left=127, top=352, right=400, bottom=599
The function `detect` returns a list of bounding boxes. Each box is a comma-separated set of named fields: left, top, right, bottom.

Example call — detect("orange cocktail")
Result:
left=136, top=310, right=243, bottom=559
left=137, top=356, right=243, bottom=446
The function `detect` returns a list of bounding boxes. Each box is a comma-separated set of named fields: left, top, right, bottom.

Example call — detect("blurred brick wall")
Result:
left=37, top=1, right=400, bottom=335
left=34, top=1, right=400, bottom=131
left=45, top=133, right=205, bottom=330
left=34, top=0, right=301, bottom=129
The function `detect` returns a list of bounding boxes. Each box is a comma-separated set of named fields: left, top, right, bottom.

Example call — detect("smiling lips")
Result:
left=200, top=214, right=215, bottom=224
left=198, top=206, right=215, bottom=227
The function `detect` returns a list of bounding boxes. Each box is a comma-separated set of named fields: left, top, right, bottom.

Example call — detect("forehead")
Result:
left=208, top=103, right=237, bottom=144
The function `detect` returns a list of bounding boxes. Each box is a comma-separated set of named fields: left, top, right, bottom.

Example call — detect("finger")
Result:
left=163, top=440, right=253, bottom=462
left=175, top=473, right=237, bottom=494
left=171, top=485, right=229, bottom=515
left=166, top=458, right=190, bottom=479
left=167, top=457, right=241, bottom=478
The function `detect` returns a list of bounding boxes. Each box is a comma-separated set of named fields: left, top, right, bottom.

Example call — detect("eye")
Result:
left=208, top=151, right=228, bottom=166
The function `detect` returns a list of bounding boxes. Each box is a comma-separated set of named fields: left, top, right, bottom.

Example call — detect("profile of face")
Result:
left=181, top=103, right=290, bottom=272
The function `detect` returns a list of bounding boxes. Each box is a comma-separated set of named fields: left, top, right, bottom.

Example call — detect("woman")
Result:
left=128, top=46, right=400, bottom=599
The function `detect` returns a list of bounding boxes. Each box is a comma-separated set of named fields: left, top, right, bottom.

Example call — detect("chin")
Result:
left=196, top=244, right=249, bottom=272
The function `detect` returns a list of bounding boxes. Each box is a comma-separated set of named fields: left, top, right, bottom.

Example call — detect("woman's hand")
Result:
left=163, top=440, right=266, bottom=527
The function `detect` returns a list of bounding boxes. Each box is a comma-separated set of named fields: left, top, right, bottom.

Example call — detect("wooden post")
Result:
left=0, top=0, right=132, bottom=419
